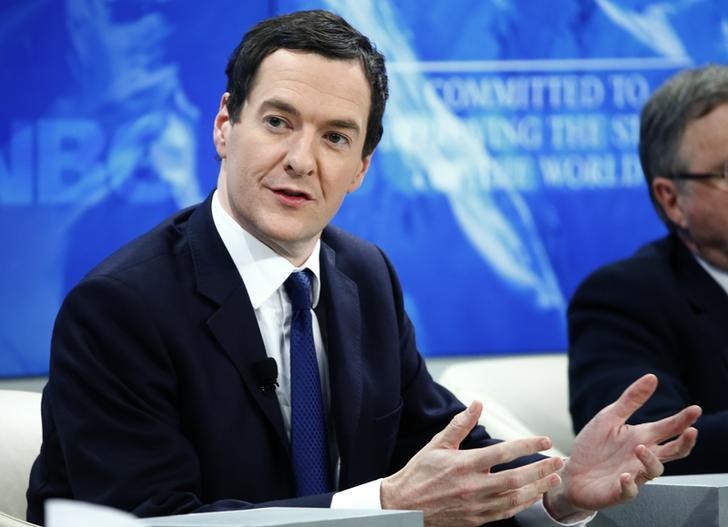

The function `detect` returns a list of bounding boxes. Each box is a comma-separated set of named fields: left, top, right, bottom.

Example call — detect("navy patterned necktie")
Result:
left=284, top=270, right=331, bottom=496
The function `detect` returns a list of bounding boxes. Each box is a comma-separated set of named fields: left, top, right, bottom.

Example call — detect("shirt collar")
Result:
left=211, top=189, right=321, bottom=309
left=694, top=254, right=728, bottom=296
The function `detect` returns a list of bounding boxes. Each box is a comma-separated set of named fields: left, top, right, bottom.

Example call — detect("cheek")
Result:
left=322, top=174, right=356, bottom=199
left=332, top=159, right=366, bottom=191
left=241, top=137, right=286, bottom=172
left=708, top=207, right=728, bottom=238
left=678, top=190, right=705, bottom=226
left=228, top=146, right=268, bottom=181
left=686, top=202, right=727, bottom=238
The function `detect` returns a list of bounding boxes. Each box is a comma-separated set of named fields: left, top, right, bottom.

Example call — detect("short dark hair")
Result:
left=225, top=9, right=388, bottom=157
left=639, top=65, right=728, bottom=224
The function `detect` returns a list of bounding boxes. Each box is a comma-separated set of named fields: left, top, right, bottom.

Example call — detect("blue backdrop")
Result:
left=2, top=0, right=726, bottom=376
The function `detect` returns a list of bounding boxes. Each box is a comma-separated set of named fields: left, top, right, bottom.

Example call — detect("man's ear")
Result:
left=213, top=93, right=231, bottom=159
left=348, top=154, right=372, bottom=193
left=652, top=176, right=686, bottom=228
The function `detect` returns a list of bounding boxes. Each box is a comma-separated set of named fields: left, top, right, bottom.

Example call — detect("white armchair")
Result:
left=0, top=390, right=42, bottom=526
left=437, top=354, right=573, bottom=457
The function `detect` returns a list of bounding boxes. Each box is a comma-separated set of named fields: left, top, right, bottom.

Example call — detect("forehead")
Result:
left=246, top=49, right=371, bottom=123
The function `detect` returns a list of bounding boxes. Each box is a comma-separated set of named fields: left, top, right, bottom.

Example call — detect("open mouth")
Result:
left=272, top=187, right=312, bottom=205
left=277, top=188, right=309, bottom=199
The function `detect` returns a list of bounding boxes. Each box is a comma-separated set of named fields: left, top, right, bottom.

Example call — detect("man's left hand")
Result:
left=544, top=373, right=701, bottom=521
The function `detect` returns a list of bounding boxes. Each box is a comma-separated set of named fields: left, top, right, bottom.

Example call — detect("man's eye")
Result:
left=265, top=116, right=285, bottom=127
left=326, top=132, right=349, bottom=145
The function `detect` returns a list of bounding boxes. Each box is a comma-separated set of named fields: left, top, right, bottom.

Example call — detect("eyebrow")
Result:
left=260, top=97, right=362, bottom=137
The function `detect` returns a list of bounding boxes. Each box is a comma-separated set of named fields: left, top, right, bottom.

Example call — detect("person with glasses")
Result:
left=569, top=65, right=728, bottom=475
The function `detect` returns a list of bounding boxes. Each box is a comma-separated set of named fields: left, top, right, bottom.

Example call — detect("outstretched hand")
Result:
left=381, top=401, right=563, bottom=527
left=545, top=374, right=701, bottom=519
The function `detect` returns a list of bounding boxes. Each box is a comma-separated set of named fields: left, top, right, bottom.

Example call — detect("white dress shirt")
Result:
left=211, top=191, right=591, bottom=524
left=695, top=255, right=728, bottom=296
left=211, top=190, right=328, bottom=440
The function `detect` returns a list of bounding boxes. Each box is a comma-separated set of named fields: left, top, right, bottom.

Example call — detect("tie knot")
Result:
left=285, top=271, right=313, bottom=311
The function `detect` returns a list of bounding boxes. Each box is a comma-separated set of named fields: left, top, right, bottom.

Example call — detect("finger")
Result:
left=476, top=471, right=562, bottom=524
left=640, top=405, right=701, bottom=445
left=462, top=436, right=554, bottom=472
left=634, top=444, right=663, bottom=485
left=431, top=401, right=483, bottom=450
left=606, top=374, right=658, bottom=422
left=619, top=472, right=639, bottom=502
left=654, top=427, right=699, bottom=462
left=477, top=494, right=543, bottom=525
left=484, top=456, right=564, bottom=494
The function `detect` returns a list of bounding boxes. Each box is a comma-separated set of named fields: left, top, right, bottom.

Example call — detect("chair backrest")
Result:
left=438, top=354, right=573, bottom=457
left=0, top=390, right=42, bottom=523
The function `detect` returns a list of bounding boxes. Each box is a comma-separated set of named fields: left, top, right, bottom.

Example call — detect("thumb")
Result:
left=608, top=373, right=658, bottom=422
left=431, top=401, right=483, bottom=450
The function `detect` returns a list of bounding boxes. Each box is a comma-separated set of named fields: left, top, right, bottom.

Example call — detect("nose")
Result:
left=284, top=131, right=316, bottom=177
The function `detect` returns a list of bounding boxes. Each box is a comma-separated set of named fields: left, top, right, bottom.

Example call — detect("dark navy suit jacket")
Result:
left=569, top=234, right=728, bottom=475
left=28, top=194, right=529, bottom=524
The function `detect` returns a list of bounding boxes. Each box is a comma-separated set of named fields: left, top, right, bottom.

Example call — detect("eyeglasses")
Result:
left=671, top=161, right=728, bottom=191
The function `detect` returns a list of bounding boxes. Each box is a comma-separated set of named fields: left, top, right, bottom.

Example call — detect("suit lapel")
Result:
left=186, top=195, right=289, bottom=453
left=673, top=236, right=728, bottom=314
left=319, top=240, right=363, bottom=486
left=672, top=236, right=728, bottom=362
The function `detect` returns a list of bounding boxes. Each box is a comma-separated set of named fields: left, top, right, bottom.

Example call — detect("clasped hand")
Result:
left=381, top=374, right=700, bottom=526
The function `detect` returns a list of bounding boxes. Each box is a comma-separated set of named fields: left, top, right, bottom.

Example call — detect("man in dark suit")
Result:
left=569, top=65, right=728, bottom=475
left=29, top=10, right=700, bottom=526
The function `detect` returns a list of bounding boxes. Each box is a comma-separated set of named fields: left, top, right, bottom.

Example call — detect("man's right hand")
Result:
left=380, top=401, right=563, bottom=526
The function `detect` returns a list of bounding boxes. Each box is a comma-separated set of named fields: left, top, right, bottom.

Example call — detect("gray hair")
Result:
left=639, top=65, right=728, bottom=224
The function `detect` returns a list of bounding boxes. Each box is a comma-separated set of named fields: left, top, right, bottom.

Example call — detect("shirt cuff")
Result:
left=330, top=481, right=597, bottom=526
left=330, top=479, right=383, bottom=509
left=516, top=499, right=596, bottom=526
